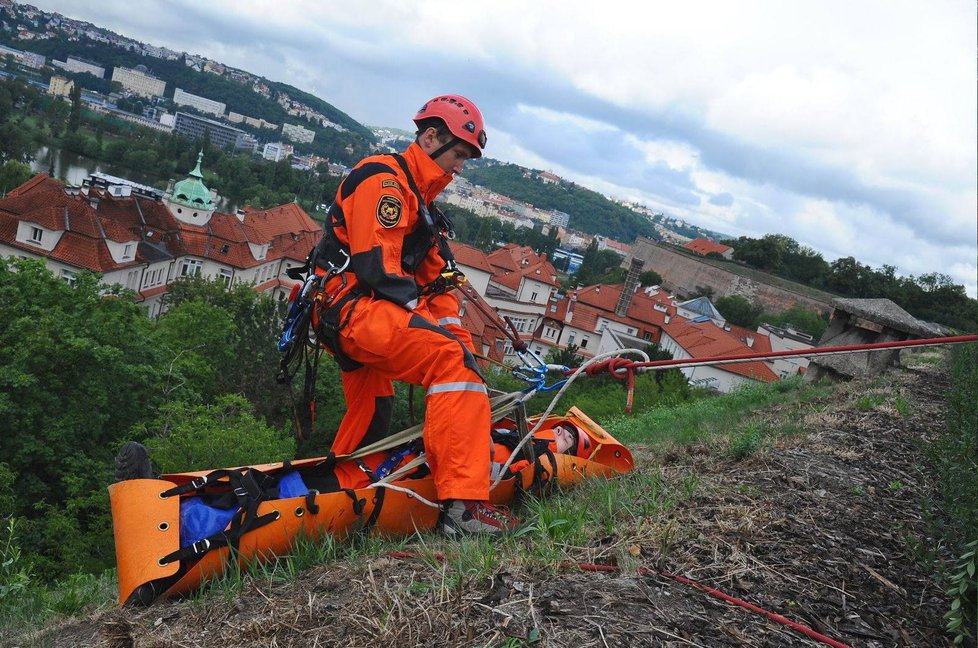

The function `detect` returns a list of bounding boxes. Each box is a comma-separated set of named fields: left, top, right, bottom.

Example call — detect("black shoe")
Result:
left=114, top=441, right=157, bottom=481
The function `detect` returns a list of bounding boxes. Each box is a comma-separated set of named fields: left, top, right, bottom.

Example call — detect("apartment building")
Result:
left=0, top=162, right=321, bottom=317
left=111, top=66, right=166, bottom=98
left=282, top=122, right=315, bottom=144
left=63, top=55, right=104, bottom=77
left=173, top=87, right=226, bottom=118
left=174, top=112, right=258, bottom=153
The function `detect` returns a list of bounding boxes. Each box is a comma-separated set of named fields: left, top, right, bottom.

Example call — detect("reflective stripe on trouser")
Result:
left=333, top=296, right=491, bottom=501
left=425, top=293, right=475, bottom=354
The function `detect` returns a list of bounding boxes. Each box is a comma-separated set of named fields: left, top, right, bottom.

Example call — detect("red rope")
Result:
left=385, top=551, right=852, bottom=647
left=563, top=563, right=852, bottom=648
left=580, top=334, right=977, bottom=378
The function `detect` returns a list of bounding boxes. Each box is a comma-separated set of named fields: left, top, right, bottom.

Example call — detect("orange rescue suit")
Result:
left=318, top=143, right=489, bottom=501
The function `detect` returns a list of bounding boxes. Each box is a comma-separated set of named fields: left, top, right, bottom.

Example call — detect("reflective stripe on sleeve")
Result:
left=426, top=381, right=487, bottom=396
left=437, top=317, right=462, bottom=327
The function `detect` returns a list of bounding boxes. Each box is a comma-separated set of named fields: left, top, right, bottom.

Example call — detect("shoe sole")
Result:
left=114, top=441, right=154, bottom=481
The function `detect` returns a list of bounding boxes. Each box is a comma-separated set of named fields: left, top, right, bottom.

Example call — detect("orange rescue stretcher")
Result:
left=108, top=405, right=633, bottom=606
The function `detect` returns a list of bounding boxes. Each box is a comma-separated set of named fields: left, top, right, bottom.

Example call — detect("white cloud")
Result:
left=34, top=0, right=978, bottom=296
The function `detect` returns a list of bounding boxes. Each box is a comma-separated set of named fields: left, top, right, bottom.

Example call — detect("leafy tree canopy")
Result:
left=463, top=163, right=656, bottom=243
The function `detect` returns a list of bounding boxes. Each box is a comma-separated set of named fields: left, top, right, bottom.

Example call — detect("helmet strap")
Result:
left=430, top=136, right=462, bottom=162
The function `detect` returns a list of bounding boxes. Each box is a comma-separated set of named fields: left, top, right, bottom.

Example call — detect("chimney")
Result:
left=88, top=197, right=99, bottom=210
left=615, top=257, right=645, bottom=317
left=746, top=335, right=754, bottom=348
left=664, top=314, right=671, bottom=324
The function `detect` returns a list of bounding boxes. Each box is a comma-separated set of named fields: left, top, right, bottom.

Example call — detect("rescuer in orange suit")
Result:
left=312, top=95, right=516, bottom=535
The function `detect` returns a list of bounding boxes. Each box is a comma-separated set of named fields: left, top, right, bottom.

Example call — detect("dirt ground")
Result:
left=16, top=359, right=963, bottom=647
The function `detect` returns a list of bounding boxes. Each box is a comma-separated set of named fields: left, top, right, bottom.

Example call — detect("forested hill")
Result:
left=463, top=163, right=657, bottom=243
left=0, top=9, right=375, bottom=162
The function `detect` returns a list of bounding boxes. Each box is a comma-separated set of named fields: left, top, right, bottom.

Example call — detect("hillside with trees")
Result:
left=0, top=8, right=375, bottom=165
left=721, top=234, right=977, bottom=332
left=463, top=162, right=658, bottom=243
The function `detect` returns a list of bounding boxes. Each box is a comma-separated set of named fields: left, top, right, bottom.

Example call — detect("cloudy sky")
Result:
left=37, top=0, right=978, bottom=296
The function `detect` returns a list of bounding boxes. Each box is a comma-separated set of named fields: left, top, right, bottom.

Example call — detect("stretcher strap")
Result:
left=335, top=390, right=525, bottom=462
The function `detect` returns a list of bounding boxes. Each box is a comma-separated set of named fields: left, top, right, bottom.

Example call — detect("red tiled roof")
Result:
left=0, top=174, right=324, bottom=275
left=573, top=283, right=676, bottom=331
left=662, top=319, right=778, bottom=382
left=460, top=290, right=505, bottom=363
left=486, top=244, right=559, bottom=288
left=683, top=237, right=732, bottom=256
left=449, top=241, right=493, bottom=273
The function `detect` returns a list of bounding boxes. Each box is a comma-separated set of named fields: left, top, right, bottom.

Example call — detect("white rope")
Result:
left=489, top=347, right=650, bottom=490
left=367, top=481, right=442, bottom=509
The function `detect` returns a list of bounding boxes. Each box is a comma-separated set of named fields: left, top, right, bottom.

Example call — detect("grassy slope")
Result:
left=4, top=348, right=973, bottom=647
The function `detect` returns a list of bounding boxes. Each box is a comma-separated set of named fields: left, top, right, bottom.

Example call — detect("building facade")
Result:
left=111, top=66, right=166, bottom=98
left=62, top=55, right=104, bottom=77
left=174, top=112, right=258, bottom=152
left=0, top=161, right=322, bottom=318
left=282, top=122, right=315, bottom=144
left=46, top=75, right=73, bottom=98
left=172, top=88, right=226, bottom=118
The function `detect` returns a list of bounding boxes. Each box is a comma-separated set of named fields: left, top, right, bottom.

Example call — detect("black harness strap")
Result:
left=158, top=467, right=284, bottom=566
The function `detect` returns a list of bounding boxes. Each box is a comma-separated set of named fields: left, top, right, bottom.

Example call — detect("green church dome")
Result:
left=170, top=151, right=215, bottom=210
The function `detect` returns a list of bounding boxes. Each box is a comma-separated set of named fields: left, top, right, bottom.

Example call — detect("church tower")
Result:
left=165, top=150, right=217, bottom=224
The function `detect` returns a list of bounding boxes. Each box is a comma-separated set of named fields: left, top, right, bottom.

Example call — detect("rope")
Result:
left=581, top=334, right=978, bottom=378
left=566, top=562, right=853, bottom=648
left=384, top=551, right=852, bottom=648
left=489, top=348, right=650, bottom=490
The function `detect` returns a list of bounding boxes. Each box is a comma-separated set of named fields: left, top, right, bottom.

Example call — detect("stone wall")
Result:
left=628, top=238, right=834, bottom=317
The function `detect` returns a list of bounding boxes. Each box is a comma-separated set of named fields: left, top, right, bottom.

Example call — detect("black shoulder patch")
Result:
left=376, top=195, right=402, bottom=228
left=340, top=162, right=396, bottom=200
left=381, top=179, right=399, bottom=189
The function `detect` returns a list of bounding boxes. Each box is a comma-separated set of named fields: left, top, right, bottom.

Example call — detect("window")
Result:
left=219, top=268, right=233, bottom=288
left=61, top=269, right=76, bottom=286
left=580, top=336, right=590, bottom=349
left=643, top=332, right=652, bottom=341
left=181, top=259, right=202, bottom=277
left=30, top=227, right=43, bottom=243
left=530, top=291, right=538, bottom=302
left=568, top=332, right=576, bottom=345
left=123, top=244, right=133, bottom=259
left=550, top=305, right=557, bottom=314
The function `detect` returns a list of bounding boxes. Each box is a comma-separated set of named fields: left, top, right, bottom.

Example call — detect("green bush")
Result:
left=938, top=344, right=978, bottom=537
left=138, top=394, right=296, bottom=473
left=934, top=343, right=978, bottom=644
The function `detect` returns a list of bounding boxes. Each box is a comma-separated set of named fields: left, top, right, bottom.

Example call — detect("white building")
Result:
left=173, top=88, right=226, bottom=118
left=111, top=66, right=166, bottom=98
left=62, top=55, right=103, bottom=77
left=0, top=160, right=322, bottom=318
left=282, top=122, right=315, bottom=144
left=262, top=142, right=286, bottom=162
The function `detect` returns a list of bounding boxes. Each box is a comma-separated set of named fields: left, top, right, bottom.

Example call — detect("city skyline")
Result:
left=19, top=0, right=978, bottom=297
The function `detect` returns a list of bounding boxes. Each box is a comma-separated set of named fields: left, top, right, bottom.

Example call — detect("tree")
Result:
left=576, top=241, right=624, bottom=286
left=546, top=344, right=583, bottom=368
left=0, top=258, right=168, bottom=577
left=137, top=395, right=295, bottom=473
left=690, top=285, right=715, bottom=299
left=761, top=306, right=828, bottom=340
left=715, top=295, right=763, bottom=329
left=67, top=83, right=81, bottom=133
left=0, top=160, right=32, bottom=192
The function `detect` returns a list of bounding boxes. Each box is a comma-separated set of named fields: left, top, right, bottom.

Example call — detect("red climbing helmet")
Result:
left=413, top=94, right=486, bottom=157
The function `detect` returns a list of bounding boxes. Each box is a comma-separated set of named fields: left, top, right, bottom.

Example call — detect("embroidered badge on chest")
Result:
left=376, top=194, right=402, bottom=228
